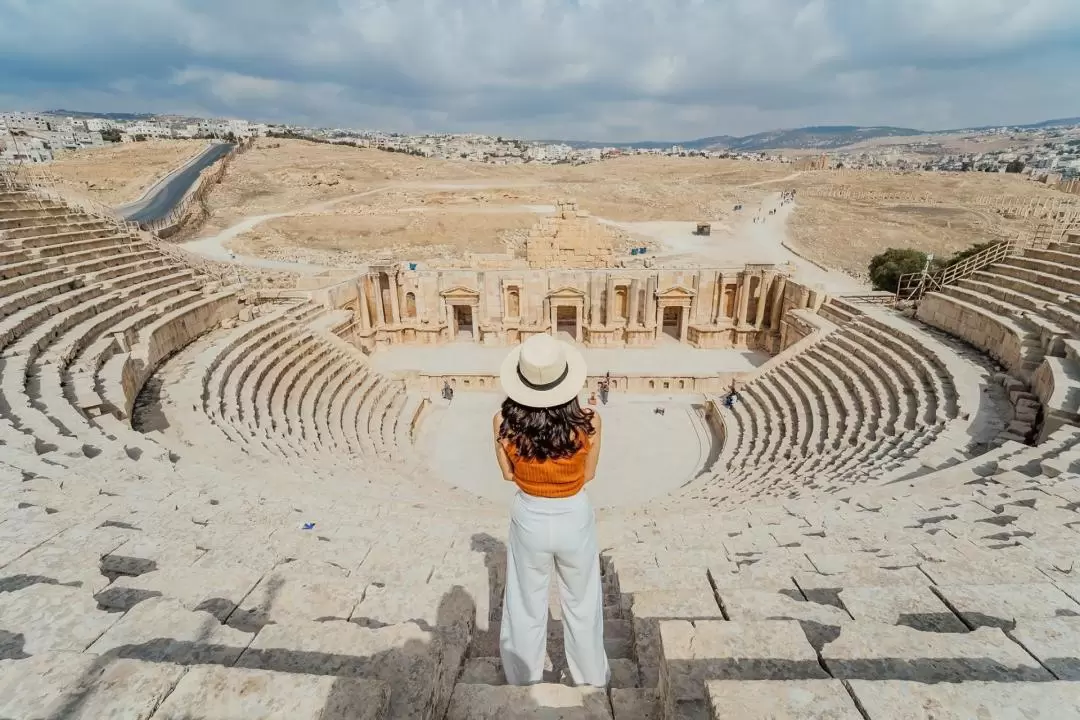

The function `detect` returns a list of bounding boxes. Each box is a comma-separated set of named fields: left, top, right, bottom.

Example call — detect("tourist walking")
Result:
left=494, top=334, right=609, bottom=687
left=442, top=380, right=454, bottom=402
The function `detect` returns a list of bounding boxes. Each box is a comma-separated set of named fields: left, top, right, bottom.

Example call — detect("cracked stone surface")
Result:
left=86, top=597, right=253, bottom=665
left=0, top=652, right=184, bottom=720
left=848, top=679, right=1080, bottom=718
left=705, top=679, right=863, bottom=719
left=934, top=583, right=1080, bottom=629
left=659, top=619, right=826, bottom=707
left=151, top=665, right=391, bottom=719
left=838, top=585, right=967, bottom=632
left=1009, top=617, right=1080, bottom=679
left=821, top=622, right=1052, bottom=682
left=0, top=584, right=121, bottom=657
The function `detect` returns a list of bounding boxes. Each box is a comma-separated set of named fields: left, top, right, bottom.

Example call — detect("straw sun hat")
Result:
left=500, top=334, right=587, bottom=408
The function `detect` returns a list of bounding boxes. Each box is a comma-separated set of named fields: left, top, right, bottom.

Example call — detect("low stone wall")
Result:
left=110, top=290, right=241, bottom=418
left=410, top=371, right=740, bottom=398
left=917, top=292, right=1026, bottom=377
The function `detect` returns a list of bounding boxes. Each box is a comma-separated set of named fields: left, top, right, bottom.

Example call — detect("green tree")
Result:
left=868, top=248, right=933, bottom=292
left=100, top=128, right=122, bottom=143
left=1005, top=159, right=1025, bottom=173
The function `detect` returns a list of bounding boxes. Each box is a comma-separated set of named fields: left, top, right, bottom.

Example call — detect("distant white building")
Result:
left=0, top=135, right=53, bottom=164
left=0, top=112, right=53, bottom=133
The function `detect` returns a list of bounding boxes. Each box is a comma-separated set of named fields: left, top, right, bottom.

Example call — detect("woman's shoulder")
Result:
left=586, top=408, right=601, bottom=428
left=492, top=411, right=503, bottom=431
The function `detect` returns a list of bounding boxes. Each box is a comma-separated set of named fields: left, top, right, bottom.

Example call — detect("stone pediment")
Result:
left=656, top=284, right=696, bottom=298
left=440, top=285, right=480, bottom=299
left=547, top=286, right=586, bottom=299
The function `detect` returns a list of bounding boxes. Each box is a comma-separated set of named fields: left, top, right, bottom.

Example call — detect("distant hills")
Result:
left=44, top=109, right=159, bottom=122
left=548, top=117, right=1080, bottom=152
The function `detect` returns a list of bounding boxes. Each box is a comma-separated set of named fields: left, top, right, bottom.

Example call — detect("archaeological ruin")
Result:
left=4, top=167, right=1080, bottom=720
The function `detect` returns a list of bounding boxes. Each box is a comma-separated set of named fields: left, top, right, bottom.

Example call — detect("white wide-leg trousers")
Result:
left=500, top=489, right=610, bottom=687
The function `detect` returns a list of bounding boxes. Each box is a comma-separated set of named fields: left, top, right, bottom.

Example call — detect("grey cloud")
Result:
left=0, top=0, right=1077, bottom=140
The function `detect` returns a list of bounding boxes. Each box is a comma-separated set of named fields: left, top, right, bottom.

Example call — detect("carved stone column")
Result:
left=372, top=274, right=386, bottom=327
left=628, top=279, right=641, bottom=328
left=754, top=271, right=773, bottom=328
left=645, top=275, right=658, bottom=328
left=358, top=278, right=372, bottom=331
left=387, top=272, right=401, bottom=325
left=736, top=272, right=751, bottom=327
left=605, top=275, right=616, bottom=326
left=769, top=275, right=787, bottom=331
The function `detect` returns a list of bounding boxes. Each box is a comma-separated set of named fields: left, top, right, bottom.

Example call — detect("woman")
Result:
left=494, top=333, right=609, bottom=687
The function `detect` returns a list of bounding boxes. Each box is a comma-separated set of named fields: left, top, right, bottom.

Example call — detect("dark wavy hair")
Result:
left=499, top=396, right=596, bottom=461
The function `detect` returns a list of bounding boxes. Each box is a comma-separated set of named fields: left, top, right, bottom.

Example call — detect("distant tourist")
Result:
left=588, top=391, right=598, bottom=406
left=724, top=381, right=740, bottom=408
left=599, top=382, right=609, bottom=406
left=442, top=381, right=454, bottom=402
left=494, top=334, right=609, bottom=688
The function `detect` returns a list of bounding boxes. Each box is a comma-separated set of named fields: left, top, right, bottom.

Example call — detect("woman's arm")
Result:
left=584, top=412, right=602, bottom=483
left=493, top=412, right=515, bottom=482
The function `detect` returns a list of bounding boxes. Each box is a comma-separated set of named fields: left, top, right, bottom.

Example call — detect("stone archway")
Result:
left=547, top=286, right=585, bottom=343
left=655, top=284, right=695, bottom=344
left=441, top=286, right=480, bottom=341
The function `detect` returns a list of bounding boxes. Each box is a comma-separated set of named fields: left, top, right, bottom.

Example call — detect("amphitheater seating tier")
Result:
left=4, top=185, right=1080, bottom=717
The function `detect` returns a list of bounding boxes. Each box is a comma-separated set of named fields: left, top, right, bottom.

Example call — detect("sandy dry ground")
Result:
left=784, top=169, right=1060, bottom=278
left=51, top=136, right=1074, bottom=285
left=46, top=140, right=208, bottom=206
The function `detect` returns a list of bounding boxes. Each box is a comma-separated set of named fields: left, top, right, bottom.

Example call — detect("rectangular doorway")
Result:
left=556, top=305, right=578, bottom=340
left=454, top=304, right=474, bottom=340
left=662, top=306, right=682, bottom=340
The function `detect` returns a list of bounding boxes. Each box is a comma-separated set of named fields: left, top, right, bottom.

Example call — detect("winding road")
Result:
left=117, top=142, right=235, bottom=224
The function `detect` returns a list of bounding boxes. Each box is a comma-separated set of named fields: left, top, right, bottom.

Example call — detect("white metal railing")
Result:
left=895, top=239, right=1018, bottom=302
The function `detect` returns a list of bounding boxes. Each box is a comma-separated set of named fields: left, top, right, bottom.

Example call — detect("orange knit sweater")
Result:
left=502, top=431, right=591, bottom=498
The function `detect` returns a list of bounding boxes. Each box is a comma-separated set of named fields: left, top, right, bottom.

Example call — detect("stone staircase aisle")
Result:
left=447, top=559, right=657, bottom=719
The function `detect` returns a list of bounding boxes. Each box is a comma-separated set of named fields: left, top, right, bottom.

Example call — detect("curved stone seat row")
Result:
left=0, top=188, right=238, bottom=468
left=697, top=315, right=964, bottom=506
left=919, top=240, right=1080, bottom=381
left=178, top=301, right=424, bottom=467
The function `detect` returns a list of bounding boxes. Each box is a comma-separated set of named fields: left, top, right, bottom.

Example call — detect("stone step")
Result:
left=446, top=683, right=613, bottom=720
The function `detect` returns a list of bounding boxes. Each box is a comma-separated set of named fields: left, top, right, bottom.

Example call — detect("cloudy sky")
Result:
left=1, top=0, right=1078, bottom=141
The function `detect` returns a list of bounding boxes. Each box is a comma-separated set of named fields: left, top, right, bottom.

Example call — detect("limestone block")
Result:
left=88, top=598, right=253, bottom=665
left=609, top=688, right=659, bottom=720
left=706, top=679, right=862, bottom=719
left=237, top=618, right=457, bottom=720
left=838, top=585, right=967, bottom=632
left=918, top=558, right=1051, bottom=586
left=95, top=566, right=263, bottom=620
left=630, top=590, right=725, bottom=688
left=230, top=569, right=363, bottom=627
left=0, top=543, right=117, bottom=595
left=0, top=652, right=184, bottom=720
left=935, top=583, right=1080, bottom=629
left=794, top=566, right=928, bottom=604
left=847, top=679, right=1080, bottom=719
left=0, top=584, right=121, bottom=657
left=718, top=589, right=851, bottom=648
left=152, top=665, right=390, bottom=720
left=821, top=622, right=1051, bottom=682
left=659, top=619, right=826, bottom=710
left=1009, top=617, right=1080, bottom=679
left=446, top=683, right=613, bottom=720
left=100, top=536, right=208, bottom=577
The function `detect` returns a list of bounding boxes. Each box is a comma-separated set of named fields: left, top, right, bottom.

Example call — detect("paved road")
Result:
left=118, top=142, right=235, bottom=224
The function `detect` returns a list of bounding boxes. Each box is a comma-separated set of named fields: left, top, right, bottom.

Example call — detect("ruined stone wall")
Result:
left=525, top=199, right=615, bottom=269
left=324, top=263, right=823, bottom=353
